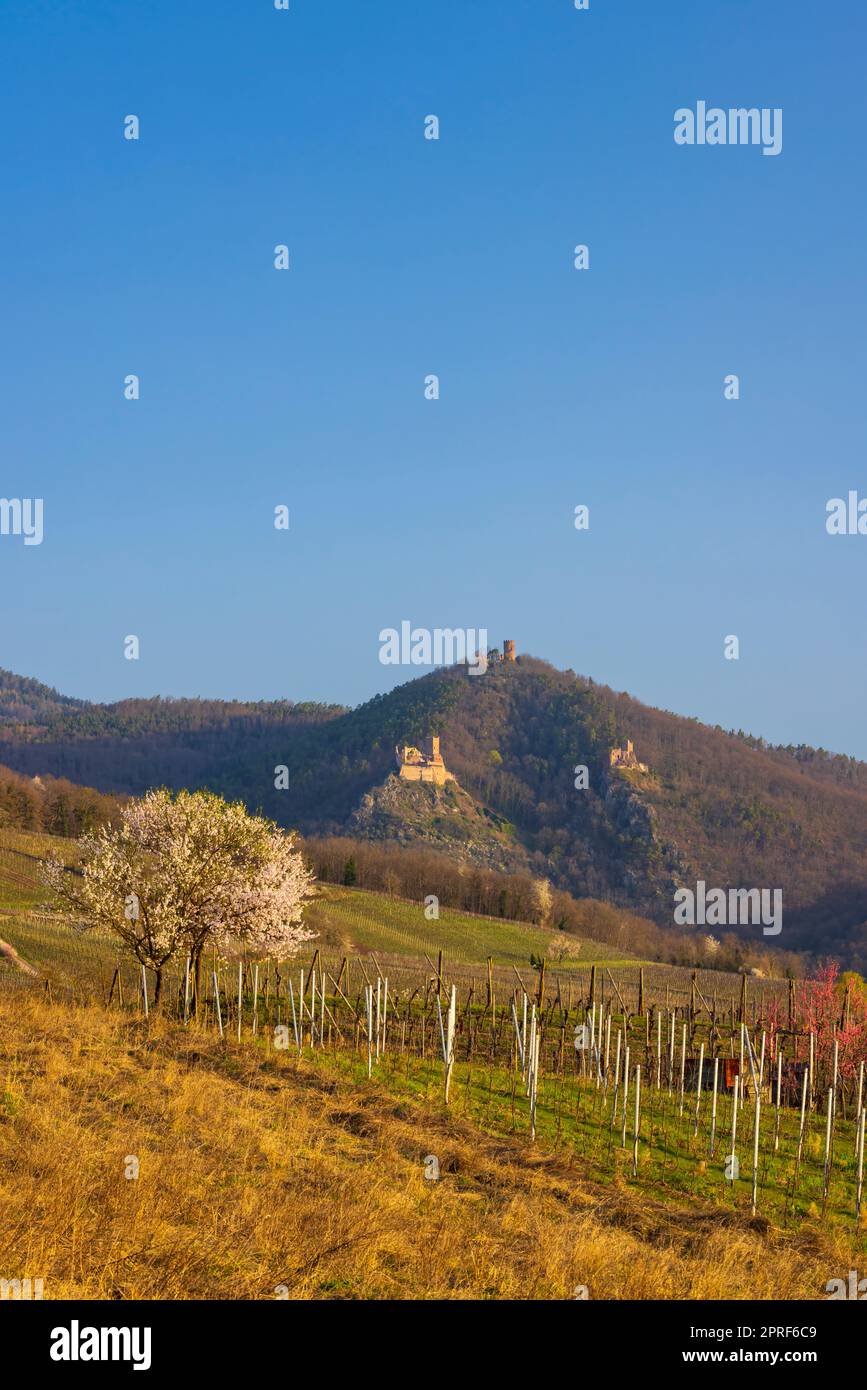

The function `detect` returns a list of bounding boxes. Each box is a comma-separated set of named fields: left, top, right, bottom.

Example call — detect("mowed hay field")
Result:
left=0, top=992, right=858, bottom=1301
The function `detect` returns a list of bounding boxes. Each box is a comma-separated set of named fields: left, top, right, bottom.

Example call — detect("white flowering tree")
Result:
left=41, top=788, right=316, bottom=1007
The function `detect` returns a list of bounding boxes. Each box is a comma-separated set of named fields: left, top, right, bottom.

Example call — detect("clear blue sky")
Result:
left=2, top=1, right=865, bottom=755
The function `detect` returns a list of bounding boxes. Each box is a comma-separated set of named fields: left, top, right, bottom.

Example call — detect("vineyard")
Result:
left=2, top=823, right=866, bottom=1299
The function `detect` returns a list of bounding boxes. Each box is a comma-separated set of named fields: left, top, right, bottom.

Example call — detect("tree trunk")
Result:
left=193, top=947, right=204, bottom=1017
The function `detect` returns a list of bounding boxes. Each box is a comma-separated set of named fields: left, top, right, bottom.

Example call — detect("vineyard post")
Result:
left=655, top=1010, right=661, bottom=1091
left=237, top=961, right=242, bottom=1042
left=668, top=1011, right=675, bottom=1096
left=213, top=969, right=223, bottom=1039
left=288, top=978, right=300, bottom=1056
left=729, top=1075, right=739, bottom=1185
left=597, top=1004, right=604, bottom=1085
left=511, top=998, right=524, bottom=1074
left=856, top=1107, right=865, bottom=1221
left=774, top=1053, right=782, bottom=1152
left=751, top=1085, right=761, bottom=1216
left=611, top=1030, right=622, bottom=1128
left=620, top=1045, right=630, bottom=1149
left=758, top=1031, right=766, bottom=1091
left=632, top=1064, right=641, bottom=1176
left=444, top=985, right=456, bottom=1103
left=526, top=1005, right=537, bottom=1098
left=529, top=1026, right=540, bottom=1140
left=795, top=1066, right=808, bottom=1178
left=710, top=1056, right=719, bottom=1157
left=831, top=1039, right=839, bottom=1125
left=693, top=1042, right=704, bottom=1137
left=678, top=1023, right=687, bottom=1117
left=603, top=1014, right=611, bottom=1093
left=823, top=1088, right=833, bottom=1202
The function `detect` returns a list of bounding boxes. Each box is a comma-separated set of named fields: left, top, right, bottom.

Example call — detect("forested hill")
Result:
left=1, top=660, right=866, bottom=966
left=0, top=668, right=347, bottom=738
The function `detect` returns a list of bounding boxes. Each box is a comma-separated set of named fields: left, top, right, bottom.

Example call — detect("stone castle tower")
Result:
left=609, top=739, right=648, bottom=772
left=395, top=735, right=455, bottom=785
left=490, top=639, right=516, bottom=664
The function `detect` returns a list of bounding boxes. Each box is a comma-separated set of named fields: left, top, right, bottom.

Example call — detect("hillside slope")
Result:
left=0, top=994, right=847, bottom=1301
left=2, top=661, right=867, bottom=964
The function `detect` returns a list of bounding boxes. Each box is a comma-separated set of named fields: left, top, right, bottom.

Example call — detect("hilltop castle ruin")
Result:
left=488, top=638, right=516, bottom=664
left=395, top=735, right=455, bottom=785
left=609, top=740, right=648, bottom=772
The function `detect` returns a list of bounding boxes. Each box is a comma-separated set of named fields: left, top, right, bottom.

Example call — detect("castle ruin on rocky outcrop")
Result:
left=395, top=735, right=455, bottom=785
left=609, top=739, right=648, bottom=772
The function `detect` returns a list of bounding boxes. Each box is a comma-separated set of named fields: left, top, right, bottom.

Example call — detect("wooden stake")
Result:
left=620, top=1045, right=630, bottom=1149
left=729, top=1075, right=739, bottom=1184
left=693, top=1042, right=704, bottom=1137
left=288, top=978, right=300, bottom=1055
left=856, top=1107, right=865, bottom=1222
left=751, top=1084, right=761, bottom=1215
left=795, top=1065, right=809, bottom=1177
left=611, top=1030, right=622, bottom=1128
left=632, top=1064, right=641, bottom=1176
left=823, top=1087, right=834, bottom=1201
left=213, top=969, right=223, bottom=1039
left=444, top=985, right=456, bottom=1103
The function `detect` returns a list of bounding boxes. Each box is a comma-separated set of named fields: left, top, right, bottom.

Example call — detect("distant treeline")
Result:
left=0, top=763, right=123, bottom=837
left=303, top=835, right=804, bottom=976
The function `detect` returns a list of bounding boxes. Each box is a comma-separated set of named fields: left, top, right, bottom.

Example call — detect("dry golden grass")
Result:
left=0, top=991, right=857, bottom=1300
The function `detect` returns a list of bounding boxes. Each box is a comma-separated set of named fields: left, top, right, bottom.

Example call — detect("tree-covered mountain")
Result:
left=1, top=659, right=866, bottom=967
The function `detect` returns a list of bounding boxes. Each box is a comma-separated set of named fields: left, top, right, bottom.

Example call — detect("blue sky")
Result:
left=1, top=1, right=865, bottom=755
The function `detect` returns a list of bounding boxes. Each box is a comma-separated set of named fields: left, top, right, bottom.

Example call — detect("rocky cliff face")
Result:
left=602, top=771, right=690, bottom=914
left=349, top=774, right=533, bottom=874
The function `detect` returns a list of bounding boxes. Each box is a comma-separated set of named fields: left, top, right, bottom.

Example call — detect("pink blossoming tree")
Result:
left=42, top=788, right=316, bottom=1006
